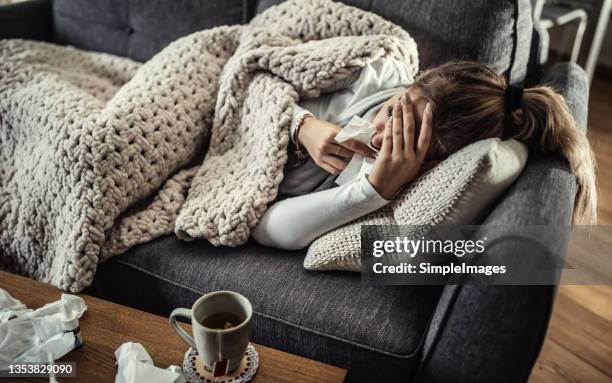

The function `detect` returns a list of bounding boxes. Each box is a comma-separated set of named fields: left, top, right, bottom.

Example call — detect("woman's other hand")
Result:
left=368, top=95, right=432, bottom=200
left=298, top=117, right=376, bottom=174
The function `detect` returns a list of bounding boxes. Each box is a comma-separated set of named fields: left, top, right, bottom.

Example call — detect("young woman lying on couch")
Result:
left=251, top=60, right=597, bottom=250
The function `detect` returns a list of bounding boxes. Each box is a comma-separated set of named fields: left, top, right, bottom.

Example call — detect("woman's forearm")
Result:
left=251, top=175, right=389, bottom=250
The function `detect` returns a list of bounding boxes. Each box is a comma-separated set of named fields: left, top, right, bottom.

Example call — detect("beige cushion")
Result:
left=304, top=138, right=528, bottom=271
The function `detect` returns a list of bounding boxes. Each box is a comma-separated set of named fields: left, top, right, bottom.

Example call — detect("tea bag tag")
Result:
left=213, top=359, right=229, bottom=377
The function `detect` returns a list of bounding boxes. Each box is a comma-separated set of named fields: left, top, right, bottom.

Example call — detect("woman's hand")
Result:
left=367, top=94, right=432, bottom=200
left=298, top=117, right=376, bottom=174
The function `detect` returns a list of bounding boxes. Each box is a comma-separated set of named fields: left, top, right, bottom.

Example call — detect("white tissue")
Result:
left=0, top=288, right=87, bottom=370
left=335, top=115, right=377, bottom=145
left=0, top=289, right=30, bottom=323
left=335, top=116, right=377, bottom=185
left=115, top=342, right=185, bottom=383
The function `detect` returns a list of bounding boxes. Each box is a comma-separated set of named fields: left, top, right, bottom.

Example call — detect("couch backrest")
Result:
left=52, top=0, right=533, bottom=84
left=253, top=0, right=533, bottom=84
left=52, top=0, right=246, bottom=62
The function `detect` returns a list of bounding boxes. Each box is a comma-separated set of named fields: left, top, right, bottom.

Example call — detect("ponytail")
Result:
left=414, top=61, right=597, bottom=225
left=508, top=86, right=597, bottom=225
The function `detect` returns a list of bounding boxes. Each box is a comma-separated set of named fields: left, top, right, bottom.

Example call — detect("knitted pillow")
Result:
left=304, top=138, right=528, bottom=271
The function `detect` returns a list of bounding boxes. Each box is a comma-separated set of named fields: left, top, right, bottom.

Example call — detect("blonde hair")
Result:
left=413, top=61, right=597, bottom=225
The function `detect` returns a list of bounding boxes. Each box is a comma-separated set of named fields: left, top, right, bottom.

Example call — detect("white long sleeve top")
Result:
left=252, top=57, right=414, bottom=250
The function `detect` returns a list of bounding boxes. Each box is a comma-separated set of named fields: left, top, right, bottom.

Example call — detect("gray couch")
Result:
left=0, top=0, right=589, bottom=382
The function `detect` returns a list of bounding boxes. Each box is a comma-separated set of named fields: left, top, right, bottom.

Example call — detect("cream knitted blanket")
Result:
left=0, top=0, right=417, bottom=291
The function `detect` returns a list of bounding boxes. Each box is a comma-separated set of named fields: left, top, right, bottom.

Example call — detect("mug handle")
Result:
left=169, top=308, right=196, bottom=349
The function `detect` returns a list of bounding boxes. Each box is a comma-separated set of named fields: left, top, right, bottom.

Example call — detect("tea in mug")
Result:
left=201, top=312, right=244, bottom=330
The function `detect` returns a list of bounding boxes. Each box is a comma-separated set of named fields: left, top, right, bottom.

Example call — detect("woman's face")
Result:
left=370, top=86, right=428, bottom=149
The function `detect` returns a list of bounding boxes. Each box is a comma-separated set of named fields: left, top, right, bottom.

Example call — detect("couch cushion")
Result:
left=93, top=236, right=443, bottom=383
left=253, top=0, right=533, bottom=84
left=52, top=0, right=245, bottom=62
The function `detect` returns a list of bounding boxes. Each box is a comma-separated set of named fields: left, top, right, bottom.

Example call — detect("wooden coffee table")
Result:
left=0, top=271, right=346, bottom=383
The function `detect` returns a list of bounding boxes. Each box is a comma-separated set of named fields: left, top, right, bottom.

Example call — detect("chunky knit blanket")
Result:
left=0, top=0, right=418, bottom=291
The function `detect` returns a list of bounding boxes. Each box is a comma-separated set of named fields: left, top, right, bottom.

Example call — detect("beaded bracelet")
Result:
left=293, top=111, right=313, bottom=162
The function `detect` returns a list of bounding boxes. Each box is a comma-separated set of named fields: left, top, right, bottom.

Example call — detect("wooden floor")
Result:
left=529, top=74, right=612, bottom=382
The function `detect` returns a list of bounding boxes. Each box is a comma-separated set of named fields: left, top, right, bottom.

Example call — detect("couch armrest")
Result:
left=525, top=22, right=549, bottom=86
left=416, top=157, right=575, bottom=383
left=0, top=0, right=53, bottom=41
left=416, top=285, right=556, bottom=383
left=542, top=62, right=589, bottom=133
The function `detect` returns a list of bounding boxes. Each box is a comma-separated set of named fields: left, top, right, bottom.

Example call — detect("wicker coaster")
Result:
left=183, top=343, right=259, bottom=383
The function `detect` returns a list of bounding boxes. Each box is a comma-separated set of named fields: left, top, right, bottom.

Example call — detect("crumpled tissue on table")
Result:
left=334, top=115, right=378, bottom=186
left=0, top=288, right=87, bottom=370
left=115, top=342, right=185, bottom=383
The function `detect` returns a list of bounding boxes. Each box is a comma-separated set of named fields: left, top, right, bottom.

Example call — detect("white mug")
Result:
left=169, top=291, right=253, bottom=375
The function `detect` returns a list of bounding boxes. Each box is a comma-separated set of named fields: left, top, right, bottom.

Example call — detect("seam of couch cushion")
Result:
left=54, top=8, right=126, bottom=30
left=508, top=0, right=532, bottom=84
left=54, top=9, right=163, bottom=42
left=506, top=0, right=519, bottom=83
left=519, top=285, right=556, bottom=382
left=415, top=284, right=461, bottom=379
left=112, top=258, right=423, bottom=359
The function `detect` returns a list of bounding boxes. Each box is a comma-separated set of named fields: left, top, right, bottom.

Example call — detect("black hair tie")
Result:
left=505, top=84, right=524, bottom=113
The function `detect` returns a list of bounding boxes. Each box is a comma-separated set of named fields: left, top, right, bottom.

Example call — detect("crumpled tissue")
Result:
left=115, top=342, right=185, bottom=383
left=334, top=115, right=378, bottom=185
left=0, top=288, right=87, bottom=370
